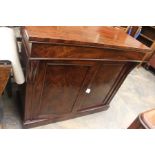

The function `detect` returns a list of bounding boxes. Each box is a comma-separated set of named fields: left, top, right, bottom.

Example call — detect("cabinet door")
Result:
left=76, top=62, right=126, bottom=111
left=31, top=61, right=96, bottom=119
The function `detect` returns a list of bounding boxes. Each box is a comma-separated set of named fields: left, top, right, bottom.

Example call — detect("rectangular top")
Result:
left=22, top=26, right=151, bottom=53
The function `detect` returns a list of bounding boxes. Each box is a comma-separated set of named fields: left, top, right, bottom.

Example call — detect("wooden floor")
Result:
left=0, top=67, right=155, bottom=129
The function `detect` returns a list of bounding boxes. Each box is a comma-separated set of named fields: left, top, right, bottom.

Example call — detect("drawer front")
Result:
left=30, top=43, right=145, bottom=62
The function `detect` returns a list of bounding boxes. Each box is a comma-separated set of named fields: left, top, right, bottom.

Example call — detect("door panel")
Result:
left=77, top=62, right=125, bottom=111
left=36, top=61, right=95, bottom=117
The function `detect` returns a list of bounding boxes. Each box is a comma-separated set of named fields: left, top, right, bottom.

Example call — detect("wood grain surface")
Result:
left=19, top=26, right=150, bottom=128
left=22, top=26, right=151, bottom=52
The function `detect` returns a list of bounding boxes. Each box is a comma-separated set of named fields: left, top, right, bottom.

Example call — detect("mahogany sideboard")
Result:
left=19, top=26, right=152, bottom=128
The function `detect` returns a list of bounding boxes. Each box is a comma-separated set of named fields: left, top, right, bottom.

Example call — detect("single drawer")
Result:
left=29, top=43, right=148, bottom=62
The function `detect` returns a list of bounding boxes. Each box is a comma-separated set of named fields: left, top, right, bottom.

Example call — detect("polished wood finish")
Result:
left=76, top=62, right=127, bottom=111
left=22, top=26, right=150, bottom=52
left=128, top=109, right=155, bottom=129
left=149, top=54, right=155, bottom=68
left=128, top=116, right=145, bottom=129
left=28, top=44, right=150, bottom=62
left=19, top=26, right=151, bottom=128
left=0, top=62, right=11, bottom=128
left=0, top=63, right=11, bottom=95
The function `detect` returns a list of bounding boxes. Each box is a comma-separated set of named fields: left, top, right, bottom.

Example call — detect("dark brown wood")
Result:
left=128, top=116, right=145, bottom=129
left=19, top=26, right=151, bottom=128
left=0, top=63, right=11, bottom=96
left=128, top=109, right=155, bottom=129
left=22, top=26, right=150, bottom=52
left=30, top=44, right=150, bottom=62
left=0, top=62, right=11, bottom=129
left=149, top=54, right=155, bottom=68
left=75, top=62, right=127, bottom=111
